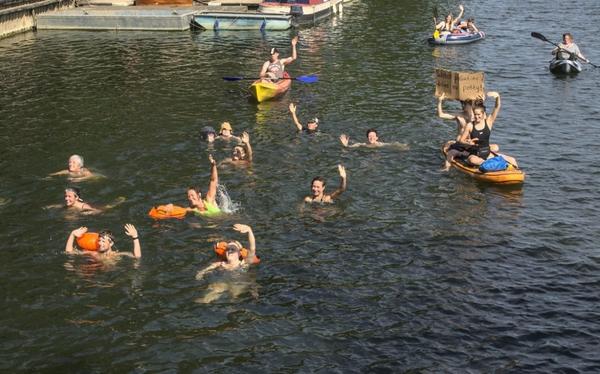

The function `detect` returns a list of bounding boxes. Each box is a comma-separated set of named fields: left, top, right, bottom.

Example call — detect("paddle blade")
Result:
left=295, top=75, right=318, bottom=83
left=223, top=76, right=244, bottom=81
left=531, top=32, right=548, bottom=42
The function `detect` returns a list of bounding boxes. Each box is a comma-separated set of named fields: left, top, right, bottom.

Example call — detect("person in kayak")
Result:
left=260, top=36, right=298, bottom=83
left=434, top=4, right=464, bottom=34
left=49, top=154, right=95, bottom=180
left=220, top=132, right=253, bottom=166
left=458, top=18, right=478, bottom=33
left=552, top=33, right=589, bottom=62
left=65, top=224, right=141, bottom=259
left=305, top=165, right=347, bottom=204
left=456, top=92, right=518, bottom=168
left=289, top=103, right=319, bottom=133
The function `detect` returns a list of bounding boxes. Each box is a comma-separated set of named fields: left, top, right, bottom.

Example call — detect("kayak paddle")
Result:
left=223, top=75, right=319, bottom=83
left=531, top=32, right=598, bottom=68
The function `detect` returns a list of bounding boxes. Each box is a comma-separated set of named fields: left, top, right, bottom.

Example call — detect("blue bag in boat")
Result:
left=479, top=156, right=508, bottom=172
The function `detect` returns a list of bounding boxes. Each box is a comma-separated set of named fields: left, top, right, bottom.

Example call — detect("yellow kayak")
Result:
left=442, top=145, right=525, bottom=184
left=249, top=72, right=291, bottom=102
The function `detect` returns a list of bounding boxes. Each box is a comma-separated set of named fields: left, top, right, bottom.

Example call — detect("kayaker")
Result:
left=65, top=224, right=141, bottom=259
left=187, top=154, right=221, bottom=216
left=49, top=154, right=95, bottom=180
left=434, top=4, right=464, bottom=34
left=216, top=122, right=241, bottom=143
left=289, top=103, right=319, bottom=133
left=260, top=36, right=298, bottom=83
left=437, top=92, right=475, bottom=140
left=456, top=92, right=518, bottom=167
left=552, top=33, right=589, bottom=62
left=305, top=165, right=347, bottom=204
left=220, top=132, right=253, bottom=165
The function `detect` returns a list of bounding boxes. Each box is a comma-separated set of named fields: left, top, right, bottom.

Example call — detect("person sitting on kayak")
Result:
left=552, top=33, right=589, bottom=62
left=456, top=92, right=518, bottom=168
left=49, top=154, right=95, bottom=181
left=187, top=154, right=221, bottom=216
left=260, top=36, right=298, bottom=83
left=215, top=122, right=241, bottom=143
left=220, top=132, right=253, bottom=166
left=434, top=4, right=464, bottom=34
left=437, top=92, right=476, bottom=141
left=289, top=103, right=319, bottom=133
left=65, top=224, right=141, bottom=259
left=305, top=165, right=347, bottom=204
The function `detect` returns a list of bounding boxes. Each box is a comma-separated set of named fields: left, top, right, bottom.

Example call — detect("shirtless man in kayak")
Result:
left=552, top=33, right=589, bottom=62
left=260, top=36, right=298, bottom=83
left=305, top=165, right=347, bottom=204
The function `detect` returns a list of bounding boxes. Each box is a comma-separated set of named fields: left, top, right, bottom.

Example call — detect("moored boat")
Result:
left=428, top=31, right=485, bottom=45
left=190, top=11, right=292, bottom=31
left=549, top=59, right=582, bottom=75
left=259, top=0, right=343, bottom=25
left=442, top=145, right=525, bottom=185
left=250, top=71, right=292, bottom=102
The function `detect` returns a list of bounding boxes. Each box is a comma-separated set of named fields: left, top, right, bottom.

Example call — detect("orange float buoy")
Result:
left=148, top=205, right=188, bottom=220
left=214, top=241, right=260, bottom=264
left=76, top=232, right=100, bottom=251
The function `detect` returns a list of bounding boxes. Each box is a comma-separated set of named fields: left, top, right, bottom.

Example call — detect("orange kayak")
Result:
left=442, top=145, right=525, bottom=184
left=249, top=71, right=291, bottom=102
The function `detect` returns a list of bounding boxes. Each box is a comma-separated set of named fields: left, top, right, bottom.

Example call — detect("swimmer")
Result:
left=340, top=128, right=407, bottom=149
left=49, top=154, right=94, bottom=180
left=45, top=187, right=125, bottom=214
left=201, top=126, right=217, bottom=143
left=215, top=122, right=241, bottom=143
left=65, top=224, right=141, bottom=259
left=305, top=165, right=347, bottom=204
left=195, top=224, right=257, bottom=280
left=289, top=103, right=319, bottom=133
left=220, top=132, right=253, bottom=165
left=260, top=36, right=298, bottom=83
left=187, top=154, right=221, bottom=216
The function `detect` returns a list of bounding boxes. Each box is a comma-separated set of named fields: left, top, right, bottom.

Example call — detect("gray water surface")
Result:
left=1, top=0, right=600, bottom=372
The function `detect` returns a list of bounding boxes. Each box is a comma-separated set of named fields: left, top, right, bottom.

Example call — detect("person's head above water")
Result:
left=68, top=155, right=84, bottom=172
left=232, top=145, right=247, bottom=161
left=220, top=122, right=233, bottom=137
left=187, top=187, right=205, bottom=208
left=64, top=187, right=83, bottom=206
left=201, top=126, right=216, bottom=142
left=311, top=176, right=326, bottom=197
left=269, top=47, right=280, bottom=62
left=225, top=241, right=243, bottom=264
left=366, top=128, right=379, bottom=144
left=307, top=117, right=319, bottom=132
left=98, top=230, right=115, bottom=252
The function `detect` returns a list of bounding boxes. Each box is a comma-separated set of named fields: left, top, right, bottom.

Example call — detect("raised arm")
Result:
left=65, top=227, right=87, bottom=253
left=486, top=91, right=501, bottom=127
left=241, top=132, right=253, bottom=162
left=453, top=5, right=464, bottom=26
left=289, top=103, right=303, bottom=131
left=282, top=36, right=298, bottom=65
left=233, top=224, right=256, bottom=264
left=206, top=154, right=218, bottom=203
left=329, top=165, right=347, bottom=200
left=437, top=93, right=456, bottom=120
left=124, top=224, right=141, bottom=258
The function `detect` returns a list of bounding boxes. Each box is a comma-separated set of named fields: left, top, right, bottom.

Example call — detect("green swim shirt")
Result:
left=193, top=200, right=221, bottom=217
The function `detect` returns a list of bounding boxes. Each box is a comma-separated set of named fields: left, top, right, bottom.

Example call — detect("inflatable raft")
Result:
left=549, top=59, right=582, bottom=75
left=428, top=31, right=486, bottom=45
left=442, top=146, right=525, bottom=184
left=249, top=72, right=291, bottom=102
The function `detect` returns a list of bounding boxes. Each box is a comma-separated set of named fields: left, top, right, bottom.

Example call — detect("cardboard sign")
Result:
left=435, top=69, right=484, bottom=101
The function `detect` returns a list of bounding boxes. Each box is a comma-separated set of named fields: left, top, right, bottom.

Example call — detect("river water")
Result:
left=1, top=0, right=600, bottom=372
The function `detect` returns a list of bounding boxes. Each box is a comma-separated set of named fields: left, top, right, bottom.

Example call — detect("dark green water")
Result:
left=1, top=0, right=600, bottom=371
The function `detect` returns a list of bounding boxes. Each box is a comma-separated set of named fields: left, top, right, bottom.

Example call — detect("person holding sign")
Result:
left=456, top=92, right=518, bottom=167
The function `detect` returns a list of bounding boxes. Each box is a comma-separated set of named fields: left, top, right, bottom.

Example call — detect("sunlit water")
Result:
left=1, top=0, right=600, bottom=371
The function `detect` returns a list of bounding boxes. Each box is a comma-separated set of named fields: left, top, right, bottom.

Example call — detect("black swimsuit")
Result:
left=469, top=119, right=491, bottom=159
